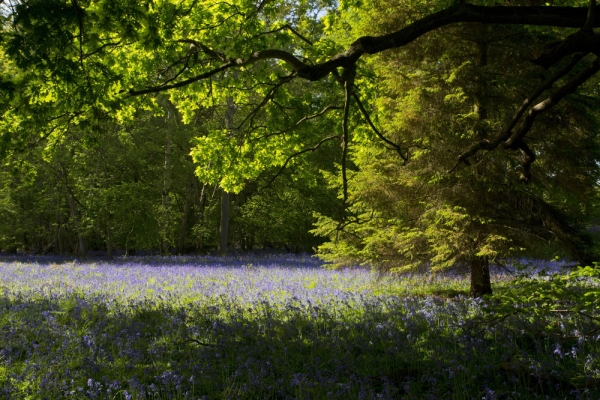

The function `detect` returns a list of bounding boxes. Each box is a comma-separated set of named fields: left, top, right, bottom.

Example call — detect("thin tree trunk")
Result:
left=219, top=189, right=230, bottom=255
left=194, top=180, right=207, bottom=253
left=58, top=228, right=63, bottom=255
left=125, top=227, right=134, bottom=256
left=470, top=256, right=492, bottom=297
left=66, top=192, right=88, bottom=258
left=60, top=164, right=87, bottom=258
left=55, top=194, right=63, bottom=256
left=106, top=228, right=112, bottom=259
left=162, top=99, right=174, bottom=255
left=219, top=95, right=235, bottom=255
left=177, top=176, right=194, bottom=254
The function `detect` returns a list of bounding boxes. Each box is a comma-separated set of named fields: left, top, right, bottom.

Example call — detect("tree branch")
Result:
left=340, top=65, right=356, bottom=208
left=504, top=56, right=600, bottom=150
left=533, top=29, right=600, bottom=69
left=128, top=49, right=306, bottom=96
left=352, top=91, right=407, bottom=162
left=249, top=105, right=342, bottom=143
left=265, top=134, right=341, bottom=188
left=256, top=0, right=272, bottom=14
left=517, top=141, right=536, bottom=183
left=252, top=24, right=314, bottom=46
left=235, top=74, right=296, bottom=130
left=82, top=41, right=122, bottom=60
left=584, top=0, right=597, bottom=31
left=550, top=309, right=600, bottom=322
left=129, top=4, right=600, bottom=95
left=449, top=53, right=586, bottom=172
left=176, top=39, right=229, bottom=63
left=128, top=63, right=234, bottom=96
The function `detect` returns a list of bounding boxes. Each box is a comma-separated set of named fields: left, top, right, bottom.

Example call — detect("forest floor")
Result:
left=0, top=254, right=598, bottom=399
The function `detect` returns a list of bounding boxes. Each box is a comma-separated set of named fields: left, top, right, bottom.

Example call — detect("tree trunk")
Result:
left=60, top=165, right=87, bottom=258
left=177, top=176, right=194, bottom=254
left=218, top=95, right=235, bottom=255
left=470, top=256, right=492, bottom=297
left=193, top=180, right=207, bottom=253
left=55, top=195, right=64, bottom=256
left=106, top=228, right=113, bottom=259
left=468, top=36, right=492, bottom=298
left=125, top=227, right=134, bottom=256
left=219, top=189, right=230, bottom=255
left=162, top=109, right=172, bottom=254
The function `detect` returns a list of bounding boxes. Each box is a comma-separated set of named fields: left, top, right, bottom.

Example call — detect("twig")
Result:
left=472, top=311, right=519, bottom=335
left=179, top=338, right=223, bottom=348
left=352, top=91, right=407, bottom=162
left=550, top=309, right=600, bottom=322
left=235, top=74, right=296, bottom=130
left=249, top=105, right=342, bottom=143
left=265, top=135, right=340, bottom=188
left=252, top=24, right=314, bottom=46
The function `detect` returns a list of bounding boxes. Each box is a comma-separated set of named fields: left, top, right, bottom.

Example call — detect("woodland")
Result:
left=2, top=0, right=600, bottom=297
left=4, top=1, right=600, bottom=398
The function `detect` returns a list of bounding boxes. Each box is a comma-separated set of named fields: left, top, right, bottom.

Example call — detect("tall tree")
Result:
left=313, top=0, right=600, bottom=296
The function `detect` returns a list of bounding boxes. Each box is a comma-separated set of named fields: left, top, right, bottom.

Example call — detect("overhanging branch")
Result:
left=504, top=56, right=600, bottom=150
left=450, top=53, right=596, bottom=173
left=129, top=4, right=600, bottom=95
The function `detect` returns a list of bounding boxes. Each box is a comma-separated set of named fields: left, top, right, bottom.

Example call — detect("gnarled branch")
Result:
left=450, top=54, right=598, bottom=174
left=129, top=4, right=599, bottom=95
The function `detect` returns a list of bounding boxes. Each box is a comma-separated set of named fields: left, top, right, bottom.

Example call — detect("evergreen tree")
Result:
left=313, top=0, right=600, bottom=296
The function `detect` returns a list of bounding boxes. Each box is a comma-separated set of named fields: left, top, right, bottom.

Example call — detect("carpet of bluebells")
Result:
left=0, top=254, right=599, bottom=399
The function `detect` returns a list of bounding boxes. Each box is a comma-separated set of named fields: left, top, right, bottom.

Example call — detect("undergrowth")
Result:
left=0, top=256, right=598, bottom=399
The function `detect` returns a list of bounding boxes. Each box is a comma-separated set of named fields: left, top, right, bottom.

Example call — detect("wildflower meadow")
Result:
left=0, top=254, right=599, bottom=399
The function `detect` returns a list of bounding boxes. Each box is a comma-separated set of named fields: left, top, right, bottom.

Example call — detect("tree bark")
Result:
left=161, top=98, right=174, bottom=255
left=129, top=4, right=600, bottom=97
left=60, top=164, right=87, bottom=258
left=218, top=95, right=235, bottom=255
left=106, top=228, right=113, bottom=259
left=219, top=189, right=230, bottom=255
left=177, top=175, right=194, bottom=254
left=470, top=256, right=492, bottom=297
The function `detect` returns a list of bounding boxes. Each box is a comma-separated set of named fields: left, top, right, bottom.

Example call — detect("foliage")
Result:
left=313, top=0, right=600, bottom=279
left=485, top=264, right=600, bottom=331
left=0, top=103, right=337, bottom=254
